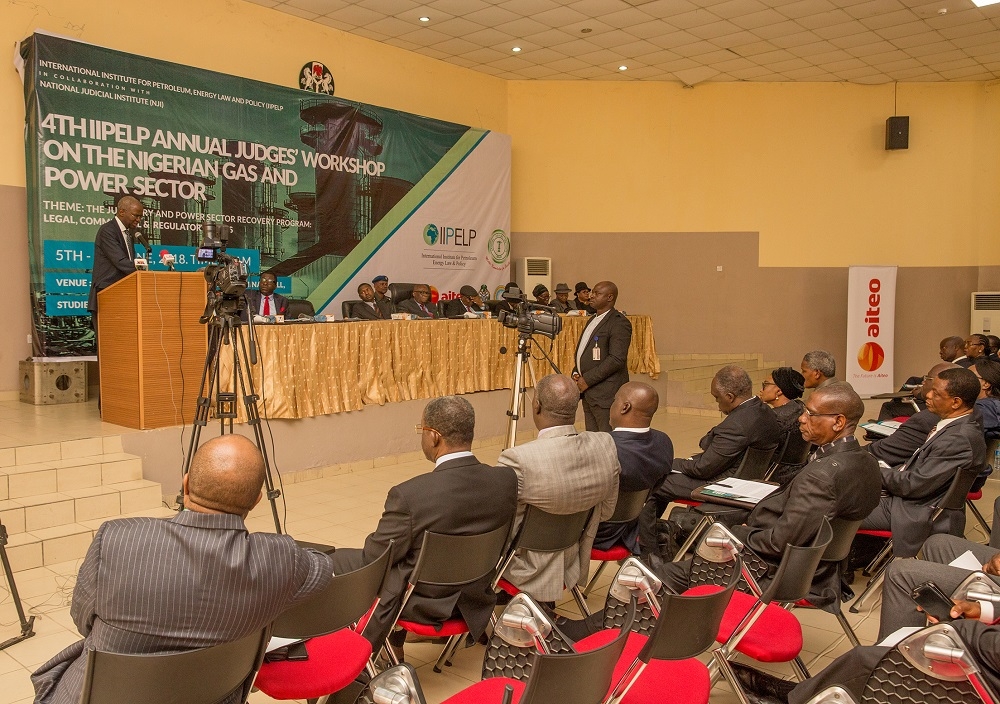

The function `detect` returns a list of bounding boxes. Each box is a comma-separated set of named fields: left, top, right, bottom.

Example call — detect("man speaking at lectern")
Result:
left=87, top=195, right=144, bottom=352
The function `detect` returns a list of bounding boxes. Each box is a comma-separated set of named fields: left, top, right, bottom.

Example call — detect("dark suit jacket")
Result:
left=956, top=356, right=975, bottom=368
left=594, top=428, right=674, bottom=551
left=444, top=299, right=485, bottom=317
left=245, top=290, right=289, bottom=317
left=397, top=298, right=436, bottom=318
left=330, top=456, right=517, bottom=644
left=788, top=620, right=1000, bottom=704
left=351, top=300, right=384, bottom=320
left=878, top=412, right=987, bottom=556
left=572, top=309, right=633, bottom=408
left=374, top=293, right=395, bottom=318
left=672, top=397, right=782, bottom=481
left=866, top=409, right=939, bottom=467
left=31, top=511, right=333, bottom=704
left=732, top=437, right=881, bottom=611
left=87, top=218, right=136, bottom=312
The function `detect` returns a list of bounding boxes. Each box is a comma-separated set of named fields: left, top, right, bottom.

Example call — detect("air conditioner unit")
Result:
left=972, top=292, right=1000, bottom=333
left=515, top=257, right=551, bottom=298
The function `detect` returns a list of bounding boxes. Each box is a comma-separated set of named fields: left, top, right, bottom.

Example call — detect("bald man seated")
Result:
left=593, top=382, right=674, bottom=554
left=32, top=436, right=334, bottom=704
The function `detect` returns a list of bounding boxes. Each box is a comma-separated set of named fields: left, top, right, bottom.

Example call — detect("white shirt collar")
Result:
left=435, top=450, right=474, bottom=467
left=934, top=412, right=970, bottom=432
left=613, top=426, right=650, bottom=433
left=538, top=425, right=576, bottom=439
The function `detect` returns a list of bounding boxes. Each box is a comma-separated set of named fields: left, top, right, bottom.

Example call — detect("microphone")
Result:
left=134, top=230, right=151, bottom=257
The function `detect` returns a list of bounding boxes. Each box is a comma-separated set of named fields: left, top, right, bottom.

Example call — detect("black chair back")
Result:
left=389, top=283, right=417, bottom=305
left=761, top=518, right=832, bottom=604
left=519, top=601, right=635, bottom=704
left=411, top=522, right=513, bottom=588
left=935, top=467, right=980, bottom=513
left=341, top=299, right=362, bottom=319
left=639, top=556, right=741, bottom=662
left=79, top=627, right=269, bottom=704
left=285, top=298, right=315, bottom=318
left=823, top=518, right=863, bottom=564
left=775, top=429, right=811, bottom=468
left=735, top=445, right=777, bottom=481
left=513, top=506, right=594, bottom=553
left=272, top=543, right=393, bottom=639
left=606, top=488, right=650, bottom=525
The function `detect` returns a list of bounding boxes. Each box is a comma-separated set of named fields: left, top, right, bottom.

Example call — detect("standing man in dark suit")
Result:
left=444, top=285, right=486, bottom=317
left=595, top=381, right=673, bottom=554
left=87, top=195, right=144, bottom=353
left=351, top=282, right=384, bottom=320
left=245, top=272, right=289, bottom=318
left=31, top=435, right=333, bottom=704
left=372, top=275, right=395, bottom=318
left=397, top=284, right=436, bottom=318
left=330, top=396, right=517, bottom=660
left=571, top=280, right=632, bottom=432
left=861, top=366, right=988, bottom=557
left=655, top=382, right=881, bottom=608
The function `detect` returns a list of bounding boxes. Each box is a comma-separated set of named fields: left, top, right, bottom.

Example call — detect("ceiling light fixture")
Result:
left=619, top=65, right=628, bottom=71
left=419, top=16, right=430, bottom=22
left=512, top=46, right=521, bottom=52
left=580, top=28, right=592, bottom=33
left=971, top=0, right=998, bottom=7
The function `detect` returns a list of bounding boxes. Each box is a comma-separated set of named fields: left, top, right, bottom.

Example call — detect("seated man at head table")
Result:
left=351, top=282, right=385, bottom=320
left=330, top=396, right=517, bottom=661
left=860, top=366, right=987, bottom=560
left=245, top=271, right=289, bottom=319
left=371, top=274, right=395, bottom=318
left=532, top=284, right=550, bottom=305
left=800, top=349, right=840, bottom=390
left=444, top=285, right=486, bottom=317
left=653, top=382, right=881, bottom=611
left=569, top=281, right=596, bottom=314
left=31, top=435, right=334, bottom=704
left=497, top=374, right=620, bottom=606
left=396, top=284, right=436, bottom=318
left=551, top=282, right=573, bottom=313
left=637, top=365, right=782, bottom=551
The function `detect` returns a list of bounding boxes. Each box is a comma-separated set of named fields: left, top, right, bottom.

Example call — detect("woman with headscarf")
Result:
left=972, top=358, right=1000, bottom=440
left=758, top=367, right=809, bottom=485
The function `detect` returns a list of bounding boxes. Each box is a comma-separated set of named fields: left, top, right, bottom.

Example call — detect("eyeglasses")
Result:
left=922, top=375, right=935, bottom=382
left=802, top=408, right=843, bottom=418
left=414, top=425, right=440, bottom=435
left=761, top=381, right=776, bottom=389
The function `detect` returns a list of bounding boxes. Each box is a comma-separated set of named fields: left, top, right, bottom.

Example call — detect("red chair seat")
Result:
left=441, top=677, right=527, bottom=703
left=675, top=499, right=701, bottom=507
left=683, top=586, right=802, bottom=662
left=396, top=617, right=470, bottom=637
left=497, top=578, right=521, bottom=597
left=969, top=491, right=983, bottom=501
left=255, top=629, right=372, bottom=699
left=856, top=529, right=892, bottom=539
left=591, top=545, right=631, bottom=562
left=575, top=629, right=711, bottom=704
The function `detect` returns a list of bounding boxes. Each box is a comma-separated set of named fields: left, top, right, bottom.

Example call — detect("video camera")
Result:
left=497, top=285, right=562, bottom=339
left=198, top=222, right=249, bottom=322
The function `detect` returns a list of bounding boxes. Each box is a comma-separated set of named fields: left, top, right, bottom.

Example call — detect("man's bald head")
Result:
left=185, top=435, right=265, bottom=517
left=532, top=374, right=580, bottom=429
left=810, top=382, right=865, bottom=431
left=940, top=336, right=965, bottom=362
left=917, top=361, right=960, bottom=400
left=610, top=381, right=659, bottom=429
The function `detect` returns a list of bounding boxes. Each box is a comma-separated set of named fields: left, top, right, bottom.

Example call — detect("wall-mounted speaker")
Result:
left=885, top=116, right=909, bottom=150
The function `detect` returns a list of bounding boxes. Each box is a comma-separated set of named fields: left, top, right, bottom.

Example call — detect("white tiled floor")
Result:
left=0, top=405, right=995, bottom=704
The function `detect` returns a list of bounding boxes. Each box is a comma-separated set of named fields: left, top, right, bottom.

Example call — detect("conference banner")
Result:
left=845, top=265, right=897, bottom=396
left=19, top=32, right=511, bottom=357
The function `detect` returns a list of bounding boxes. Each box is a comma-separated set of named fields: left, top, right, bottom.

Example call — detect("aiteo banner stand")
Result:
left=846, top=266, right=897, bottom=396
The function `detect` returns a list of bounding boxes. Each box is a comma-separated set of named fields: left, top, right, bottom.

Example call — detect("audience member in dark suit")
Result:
left=351, top=282, right=384, bottom=320
left=988, top=334, right=1000, bottom=363
left=861, top=367, right=988, bottom=557
left=444, top=285, right=486, bottom=317
left=656, top=383, right=880, bottom=604
left=569, top=281, right=596, bottom=314
left=397, top=284, right=436, bottom=318
left=330, top=396, right=517, bottom=659
left=372, top=275, right=395, bottom=318
left=731, top=619, right=1000, bottom=704
left=571, top=281, right=632, bottom=432
left=595, top=381, right=673, bottom=554
left=758, top=367, right=809, bottom=485
left=866, top=362, right=957, bottom=467
left=940, top=335, right=966, bottom=364
left=640, top=365, right=782, bottom=536
left=31, top=436, right=333, bottom=704
left=973, top=358, right=1000, bottom=439
left=957, top=334, right=989, bottom=368
left=552, top=283, right=572, bottom=313
left=245, top=272, right=289, bottom=318
left=801, top=349, right=839, bottom=389
left=87, top=196, right=143, bottom=354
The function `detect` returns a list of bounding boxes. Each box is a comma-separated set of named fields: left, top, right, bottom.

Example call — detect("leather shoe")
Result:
left=729, top=661, right=795, bottom=704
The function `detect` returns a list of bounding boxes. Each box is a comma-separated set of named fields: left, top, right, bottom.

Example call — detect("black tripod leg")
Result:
left=0, top=523, right=34, bottom=649
left=179, top=322, right=223, bottom=507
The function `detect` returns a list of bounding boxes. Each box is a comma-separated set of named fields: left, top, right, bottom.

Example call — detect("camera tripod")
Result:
left=0, top=521, right=34, bottom=650
left=503, top=333, right=561, bottom=449
left=181, top=302, right=283, bottom=533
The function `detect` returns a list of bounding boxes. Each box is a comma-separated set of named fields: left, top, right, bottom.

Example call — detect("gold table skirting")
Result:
left=217, top=315, right=659, bottom=420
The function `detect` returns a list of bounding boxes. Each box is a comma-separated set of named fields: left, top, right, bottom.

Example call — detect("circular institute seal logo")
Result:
left=857, top=342, right=885, bottom=372
left=299, top=61, right=334, bottom=95
left=488, top=229, right=510, bottom=270
left=423, top=224, right=439, bottom=246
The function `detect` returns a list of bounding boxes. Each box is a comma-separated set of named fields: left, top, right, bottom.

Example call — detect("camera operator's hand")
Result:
left=572, top=372, right=589, bottom=392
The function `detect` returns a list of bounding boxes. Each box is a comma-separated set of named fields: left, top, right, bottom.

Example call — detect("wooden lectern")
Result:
left=97, top=271, right=208, bottom=429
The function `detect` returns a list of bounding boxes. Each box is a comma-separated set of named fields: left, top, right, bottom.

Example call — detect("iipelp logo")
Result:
left=857, top=342, right=885, bottom=372
left=423, top=224, right=439, bottom=246
left=488, top=229, right=510, bottom=270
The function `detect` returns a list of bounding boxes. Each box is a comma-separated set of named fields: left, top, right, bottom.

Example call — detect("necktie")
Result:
left=420, top=303, right=428, bottom=316
left=263, top=296, right=270, bottom=315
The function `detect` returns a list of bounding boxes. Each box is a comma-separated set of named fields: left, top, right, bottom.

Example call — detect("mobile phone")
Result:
left=286, top=641, right=309, bottom=661
left=911, top=581, right=956, bottom=623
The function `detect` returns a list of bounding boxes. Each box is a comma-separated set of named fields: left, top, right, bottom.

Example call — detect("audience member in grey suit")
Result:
left=330, top=396, right=517, bottom=660
left=31, top=435, right=333, bottom=704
